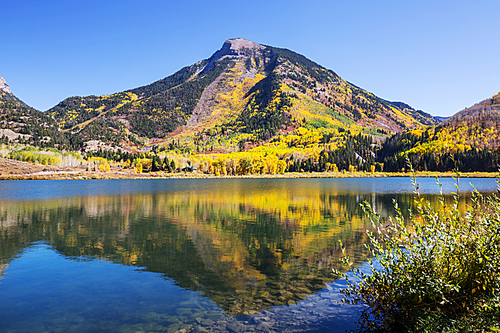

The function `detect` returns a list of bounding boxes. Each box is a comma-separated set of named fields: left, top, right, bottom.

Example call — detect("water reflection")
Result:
left=0, top=178, right=496, bottom=332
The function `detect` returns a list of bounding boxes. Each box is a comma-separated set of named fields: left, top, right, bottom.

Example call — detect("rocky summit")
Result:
left=0, top=75, right=27, bottom=106
left=0, top=75, right=12, bottom=95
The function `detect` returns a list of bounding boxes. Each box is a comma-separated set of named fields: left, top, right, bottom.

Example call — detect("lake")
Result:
left=0, top=177, right=497, bottom=333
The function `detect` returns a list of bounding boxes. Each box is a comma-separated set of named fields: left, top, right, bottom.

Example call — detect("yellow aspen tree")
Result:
left=277, top=160, right=287, bottom=174
left=134, top=162, right=143, bottom=174
left=99, top=162, right=110, bottom=172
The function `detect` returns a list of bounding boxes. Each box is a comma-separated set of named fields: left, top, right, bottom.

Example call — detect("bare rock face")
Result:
left=220, top=38, right=266, bottom=59
left=187, top=39, right=268, bottom=129
left=0, top=75, right=29, bottom=107
left=226, top=38, right=265, bottom=53
left=201, top=38, right=268, bottom=74
left=0, top=75, right=12, bottom=95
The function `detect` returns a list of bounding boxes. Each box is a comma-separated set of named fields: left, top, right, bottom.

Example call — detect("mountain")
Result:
left=48, top=38, right=439, bottom=151
left=0, top=75, right=70, bottom=148
left=379, top=92, right=500, bottom=172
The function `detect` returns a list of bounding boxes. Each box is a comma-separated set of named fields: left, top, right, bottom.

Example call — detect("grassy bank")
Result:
left=1, top=171, right=499, bottom=181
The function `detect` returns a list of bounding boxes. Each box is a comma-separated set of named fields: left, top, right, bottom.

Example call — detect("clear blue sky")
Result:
left=2, top=0, right=499, bottom=116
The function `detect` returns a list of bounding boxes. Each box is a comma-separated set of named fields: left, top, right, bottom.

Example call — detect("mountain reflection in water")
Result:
left=0, top=178, right=495, bottom=332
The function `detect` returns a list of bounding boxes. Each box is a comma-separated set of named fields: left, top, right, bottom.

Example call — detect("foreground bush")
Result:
left=335, top=171, right=500, bottom=332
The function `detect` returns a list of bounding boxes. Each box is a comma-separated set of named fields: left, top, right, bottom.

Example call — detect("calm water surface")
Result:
left=0, top=178, right=497, bottom=332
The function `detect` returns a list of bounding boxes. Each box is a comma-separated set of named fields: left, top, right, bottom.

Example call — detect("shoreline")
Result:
left=1, top=170, right=498, bottom=181
left=1, top=156, right=497, bottom=180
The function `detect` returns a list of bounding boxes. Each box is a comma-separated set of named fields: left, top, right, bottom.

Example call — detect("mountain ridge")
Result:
left=442, top=92, right=500, bottom=126
left=379, top=92, right=500, bottom=172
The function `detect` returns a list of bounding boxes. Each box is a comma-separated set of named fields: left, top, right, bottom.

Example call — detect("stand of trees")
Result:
left=382, top=148, right=500, bottom=172
left=379, top=125, right=500, bottom=172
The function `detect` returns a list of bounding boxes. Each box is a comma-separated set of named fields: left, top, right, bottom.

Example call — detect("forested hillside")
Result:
left=0, top=99, right=69, bottom=147
left=379, top=93, right=500, bottom=172
left=0, top=76, right=135, bottom=153
left=0, top=77, right=73, bottom=149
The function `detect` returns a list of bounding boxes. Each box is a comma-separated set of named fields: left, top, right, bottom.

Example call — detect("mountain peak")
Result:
left=201, top=38, right=266, bottom=73
left=225, top=38, right=265, bottom=52
left=214, top=38, right=265, bottom=59
left=0, top=75, right=12, bottom=95
left=0, top=75, right=29, bottom=107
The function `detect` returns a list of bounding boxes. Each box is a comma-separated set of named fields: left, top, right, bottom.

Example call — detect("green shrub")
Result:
left=335, top=170, right=500, bottom=331
left=21, top=145, right=37, bottom=152
left=47, top=147, right=62, bottom=154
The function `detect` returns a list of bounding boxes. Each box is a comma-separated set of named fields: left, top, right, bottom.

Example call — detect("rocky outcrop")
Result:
left=226, top=38, right=266, bottom=53
left=0, top=75, right=28, bottom=106
left=0, top=75, right=12, bottom=95
left=201, top=38, right=268, bottom=74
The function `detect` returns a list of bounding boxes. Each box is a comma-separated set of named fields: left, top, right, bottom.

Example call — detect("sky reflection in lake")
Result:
left=0, top=178, right=497, bottom=332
